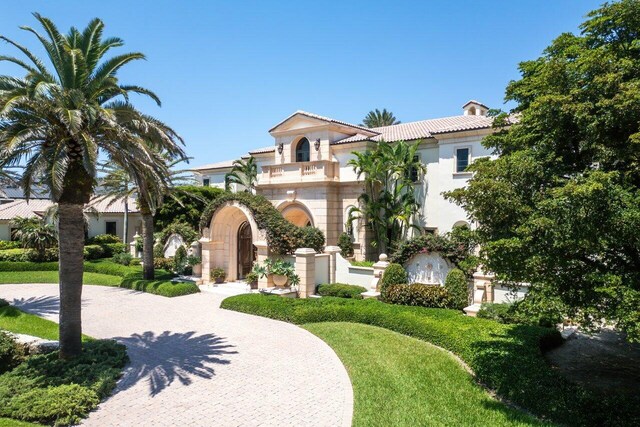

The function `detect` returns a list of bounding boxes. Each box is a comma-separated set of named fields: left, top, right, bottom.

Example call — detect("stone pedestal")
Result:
left=295, top=248, right=316, bottom=298
left=324, top=246, right=341, bottom=284
left=254, top=241, right=273, bottom=289
left=129, top=233, right=140, bottom=258
left=190, top=241, right=202, bottom=277
left=362, top=253, right=389, bottom=298
left=199, top=237, right=212, bottom=284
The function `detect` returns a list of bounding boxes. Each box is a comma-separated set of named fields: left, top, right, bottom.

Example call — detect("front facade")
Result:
left=194, top=100, right=495, bottom=274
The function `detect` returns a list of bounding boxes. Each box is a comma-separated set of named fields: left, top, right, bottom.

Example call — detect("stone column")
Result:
left=324, top=246, right=340, bottom=284
left=190, top=241, right=202, bottom=277
left=199, top=237, right=212, bottom=284
left=254, top=241, right=272, bottom=289
left=129, top=232, right=139, bottom=258
left=295, top=248, right=316, bottom=298
left=372, top=253, right=390, bottom=291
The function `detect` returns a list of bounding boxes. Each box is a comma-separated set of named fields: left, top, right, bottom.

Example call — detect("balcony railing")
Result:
left=259, top=160, right=339, bottom=185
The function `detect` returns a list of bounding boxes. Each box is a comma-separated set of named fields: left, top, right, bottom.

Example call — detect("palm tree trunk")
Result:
left=123, top=198, right=129, bottom=246
left=140, top=201, right=155, bottom=280
left=58, top=201, right=85, bottom=359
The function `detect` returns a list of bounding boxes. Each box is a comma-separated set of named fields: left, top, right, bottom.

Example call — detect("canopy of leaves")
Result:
left=361, top=108, right=401, bottom=128
left=225, top=157, right=257, bottom=192
left=155, top=185, right=223, bottom=231
left=446, top=0, right=640, bottom=341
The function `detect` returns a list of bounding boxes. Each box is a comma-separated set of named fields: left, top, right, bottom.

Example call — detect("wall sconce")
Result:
left=277, top=143, right=283, bottom=155
left=314, top=138, right=321, bottom=151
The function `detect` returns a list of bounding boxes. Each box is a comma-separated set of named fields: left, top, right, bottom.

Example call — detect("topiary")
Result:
left=173, top=246, right=188, bottom=274
left=444, top=268, right=469, bottom=310
left=379, top=263, right=408, bottom=292
left=337, top=232, right=354, bottom=258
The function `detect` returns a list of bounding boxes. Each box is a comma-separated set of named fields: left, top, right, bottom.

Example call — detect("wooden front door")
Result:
left=237, top=221, right=253, bottom=279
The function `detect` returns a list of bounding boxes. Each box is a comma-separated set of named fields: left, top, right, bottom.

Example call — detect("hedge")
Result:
left=199, top=192, right=325, bottom=254
left=220, top=294, right=639, bottom=426
left=382, top=283, right=453, bottom=309
left=0, top=340, right=127, bottom=426
left=0, top=260, right=199, bottom=298
left=0, top=241, right=20, bottom=250
left=0, top=242, right=125, bottom=263
left=316, top=283, right=366, bottom=299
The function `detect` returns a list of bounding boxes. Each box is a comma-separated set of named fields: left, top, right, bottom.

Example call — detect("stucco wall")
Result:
left=335, top=253, right=374, bottom=289
left=0, top=222, right=10, bottom=241
left=86, top=213, right=142, bottom=242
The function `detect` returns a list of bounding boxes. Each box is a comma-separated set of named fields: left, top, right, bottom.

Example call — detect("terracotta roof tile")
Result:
left=269, top=110, right=376, bottom=134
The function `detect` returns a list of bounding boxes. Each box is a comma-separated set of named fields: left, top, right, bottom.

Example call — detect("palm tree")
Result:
left=347, top=140, right=425, bottom=255
left=225, top=157, right=257, bottom=193
left=11, top=216, right=57, bottom=259
left=0, top=15, right=185, bottom=358
left=97, top=163, right=135, bottom=245
left=361, top=108, right=401, bottom=128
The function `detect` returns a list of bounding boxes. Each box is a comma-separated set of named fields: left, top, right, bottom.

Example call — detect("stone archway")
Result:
left=280, top=202, right=314, bottom=227
left=202, top=201, right=261, bottom=282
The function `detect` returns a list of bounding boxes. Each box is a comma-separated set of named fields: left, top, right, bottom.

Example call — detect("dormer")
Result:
left=462, top=100, right=489, bottom=116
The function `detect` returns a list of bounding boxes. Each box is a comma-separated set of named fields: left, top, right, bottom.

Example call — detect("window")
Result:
left=295, top=138, right=310, bottom=162
left=455, top=148, right=470, bottom=173
left=407, top=155, right=421, bottom=183
left=203, top=178, right=210, bottom=187
left=105, top=221, right=117, bottom=236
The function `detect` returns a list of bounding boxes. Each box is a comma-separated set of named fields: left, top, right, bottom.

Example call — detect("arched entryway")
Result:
left=237, top=221, right=254, bottom=279
left=204, top=201, right=261, bottom=282
left=280, top=202, right=314, bottom=227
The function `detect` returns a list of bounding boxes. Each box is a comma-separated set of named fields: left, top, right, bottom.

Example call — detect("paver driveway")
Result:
left=0, top=284, right=353, bottom=427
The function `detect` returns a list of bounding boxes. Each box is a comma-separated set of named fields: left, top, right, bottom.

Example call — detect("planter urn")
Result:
left=272, top=274, right=288, bottom=287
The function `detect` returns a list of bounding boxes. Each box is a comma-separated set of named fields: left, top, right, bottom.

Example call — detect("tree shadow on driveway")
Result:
left=10, top=295, right=61, bottom=316
left=113, top=330, right=237, bottom=397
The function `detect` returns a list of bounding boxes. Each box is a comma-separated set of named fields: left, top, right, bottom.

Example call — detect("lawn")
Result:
left=0, top=271, right=121, bottom=286
left=0, top=418, right=40, bottom=427
left=222, top=294, right=639, bottom=426
left=304, top=322, right=545, bottom=427
left=0, top=304, right=91, bottom=342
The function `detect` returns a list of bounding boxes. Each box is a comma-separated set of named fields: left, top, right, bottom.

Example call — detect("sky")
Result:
left=0, top=0, right=604, bottom=167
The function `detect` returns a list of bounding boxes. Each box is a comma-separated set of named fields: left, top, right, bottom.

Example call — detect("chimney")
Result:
left=462, top=100, right=488, bottom=116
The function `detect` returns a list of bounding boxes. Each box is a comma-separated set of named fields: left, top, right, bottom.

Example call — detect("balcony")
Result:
left=258, top=160, right=339, bottom=186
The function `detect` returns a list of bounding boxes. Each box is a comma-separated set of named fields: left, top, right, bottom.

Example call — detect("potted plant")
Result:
left=211, top=267, right=225, bottom=284
left=254, top=258, right=299, bottom=288
left=244, top=271, right=259, bottom=289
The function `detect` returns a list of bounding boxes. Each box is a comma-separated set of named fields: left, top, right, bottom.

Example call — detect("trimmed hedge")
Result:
left=0, top=241, right=20, bottom=250
left=0, top=340, right=127, bottom=426
left=0, top=248, right=57, bottom=262
left=221, top=294, right=639, bottom=426
left=120, top=273, right=200, bottom=297
left=379, top=263, right=407, bottom=292
left=199, top=192, right=325, bottom=254
left=382, top=283, right=453, bottom=309
left=444, top=268, right=469, bottom=310
left=87, top=234, right=122, bottom=244
left=317, top=283, right=366, bottom=299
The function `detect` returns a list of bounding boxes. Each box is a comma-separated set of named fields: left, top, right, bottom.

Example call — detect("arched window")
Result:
left=295, top=138, right=310, bottom=162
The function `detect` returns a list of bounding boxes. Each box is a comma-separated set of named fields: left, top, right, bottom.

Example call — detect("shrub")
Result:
left=100, top=242, right=126, bottom=257
left=477, top=303, right=518, bottom=323
left=444, top=268, right=469, bottom=310
left=0, top=241, right=20, bottom=250
left=120, top=273, right=200, bottom=297
left=173, top=245, right=188, bottom=273
left=155, top=185, right=224, bottom=231
left=0, top=248, right=58, bottom=262
left=160, top=222, right=198, bottom=246
left=317, top=283, right=366, bottom=299
left=154, top=257, right=173, bottom=271
left=0, top=261, right=59, bottom=272
left=200, top=192, right=325, bottom=254
left=379, top=263, right=407, bottom=292
left=0, top=339, right=127, bottom=426
left=130, top=258, right=141, bottom=266
left=153, top=242, right=165, bottom=258
left=0, top=298, right=7, bottom=307
left=87, top=234, right=122, bottom=244
left=382, top=283, right=453, bottom=308
left=220, top=294, right=639, bottom=427
left=83, top=244, right=105, bottom=260
left=112, top=252, right=133, bottom=266
left=211, top=267, right=225, bottom=280
left=0, top=331, right=26, bottom=374
left=337, top=232, right=354, bottom=258
left=0, top=248, right=29, bottom=262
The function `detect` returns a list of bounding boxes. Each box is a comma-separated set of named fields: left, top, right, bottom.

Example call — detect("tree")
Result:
left=154, top=185, right=223, bottom=230
left=97, top=163, right=135, bottom=245
left=348, top=140, right=425, bottom=255
left=361, top=108, right=400, bottom=128
left=0, top=15, right=184, bottom=358
left=446, top=0, right=640, bottom=341
left=10, top=216, right=57, bottom=259
left=225, top=157, right=257, bottom=192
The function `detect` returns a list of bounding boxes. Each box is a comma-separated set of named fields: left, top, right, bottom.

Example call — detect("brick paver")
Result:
left=0, top=284, right=353, bottom=427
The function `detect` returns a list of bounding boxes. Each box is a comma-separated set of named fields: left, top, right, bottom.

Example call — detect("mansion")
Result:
left=193, top=100, right=495, bottom=270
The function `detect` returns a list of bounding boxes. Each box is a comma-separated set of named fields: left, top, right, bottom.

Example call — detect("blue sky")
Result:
left=0, top=0, right=603, bottom=166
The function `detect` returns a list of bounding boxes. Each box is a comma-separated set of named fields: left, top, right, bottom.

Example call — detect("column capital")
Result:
left=294, top=247, right=316, bottom=256
left=324, top=246, right=341, bottom=254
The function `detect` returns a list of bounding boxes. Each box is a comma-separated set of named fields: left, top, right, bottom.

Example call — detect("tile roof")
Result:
left=269, top=110, right=375, bottom=134
left=191, top=160, right=236, bottom=171
left=248, top=146, right=276, bottom=155
left=463, top=99, right=489, bottom=109
left=0, top=186, right=50, bottom=200
left=333, top=115, right=494, bottom=144
left=0, top=196, right=139, bottom=220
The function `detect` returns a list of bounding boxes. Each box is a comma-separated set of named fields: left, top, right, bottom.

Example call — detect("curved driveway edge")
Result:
left=0, top=284, right=353, bottom=427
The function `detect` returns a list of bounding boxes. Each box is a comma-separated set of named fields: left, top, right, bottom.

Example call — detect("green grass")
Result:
left=222, top=294, right=639, bottom=426
left=0, top=305, right=91, bottom=342
left=0, top=417, right=41, bottom=426
left=0, top=271, right=121, bottom=286
left=0, top=260, right=199, bottom=297
left=304, top=322, right=545, bottom=426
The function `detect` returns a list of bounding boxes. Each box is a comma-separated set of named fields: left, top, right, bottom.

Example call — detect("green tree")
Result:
left=361, top=108, right=400, bottom=128
left=10, top=216, right=57, bottom=259
left=447, top=0, right=640, bottom=341
left=0, top=15, right=184, bottom=357
left=225, top=157, right=257, bottom=192
left=97, top=163, right=135, bottom=245
left=155, top=185, right=223, bottom=230
left=348, top=140, right=425, bottom=255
